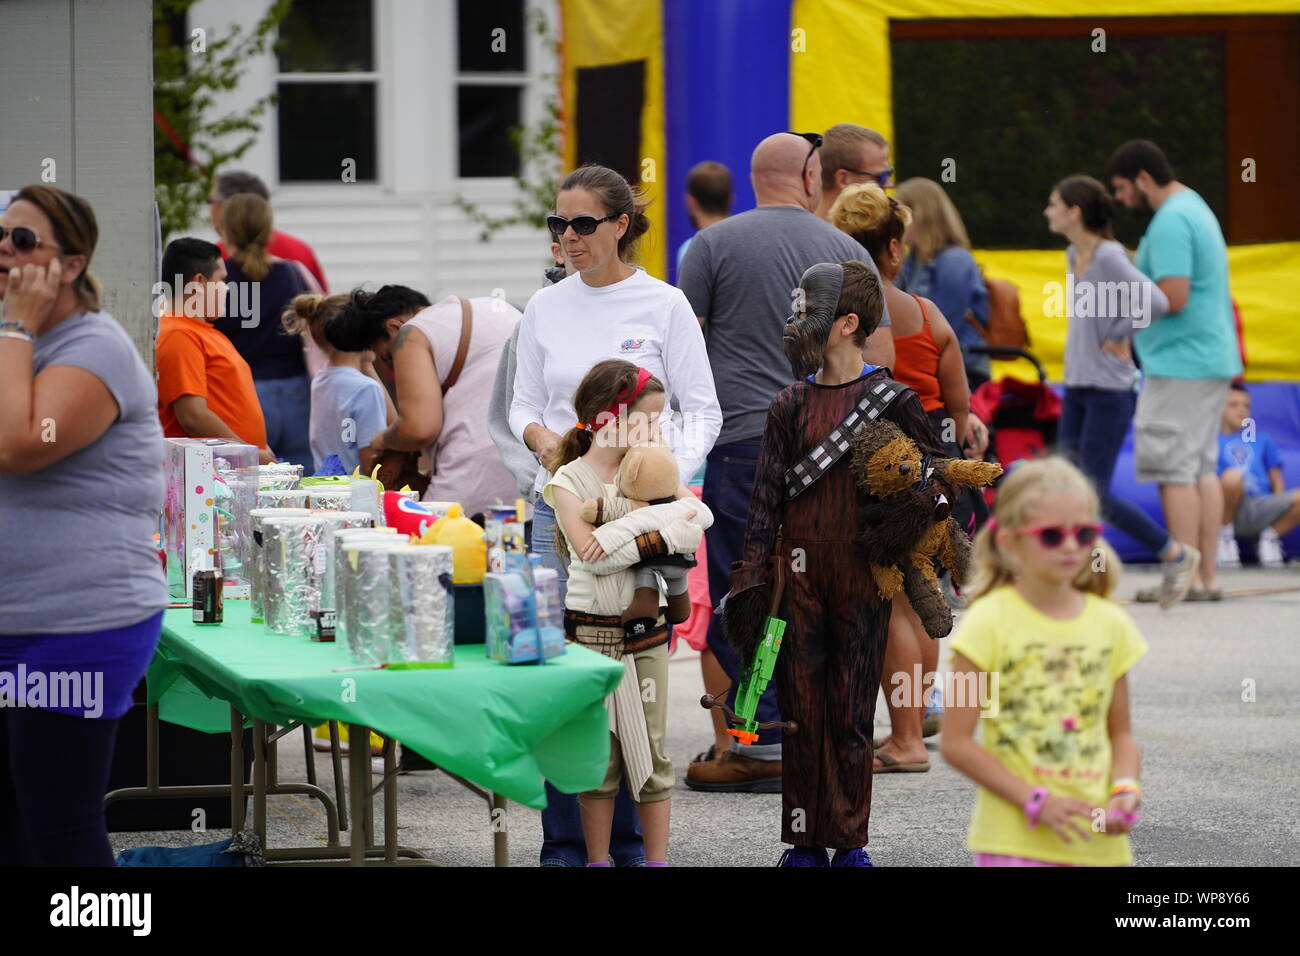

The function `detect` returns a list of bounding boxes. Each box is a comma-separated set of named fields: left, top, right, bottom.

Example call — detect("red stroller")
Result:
left=968, top=346, right=1062, bottom=507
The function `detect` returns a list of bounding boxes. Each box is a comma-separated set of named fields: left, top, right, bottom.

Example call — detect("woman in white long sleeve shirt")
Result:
left=509, top=165, right=722, bottom=585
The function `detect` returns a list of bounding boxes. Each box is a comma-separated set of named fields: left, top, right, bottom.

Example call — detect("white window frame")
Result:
left=271, top=0, right=386, bottom=194
left=454, top=0, right=550, bottom=195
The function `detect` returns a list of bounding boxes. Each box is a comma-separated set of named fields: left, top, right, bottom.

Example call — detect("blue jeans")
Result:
left=529, top=499, right=645, bottom=866
left=702, top=441, right=783, bottom=750
left=1059, top=386, right=1171, bottom=556
left=255, top=375, right=313, bottom=471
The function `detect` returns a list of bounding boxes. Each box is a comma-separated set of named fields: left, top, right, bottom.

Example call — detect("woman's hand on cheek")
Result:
left=5, top=259, right=62, bottom=332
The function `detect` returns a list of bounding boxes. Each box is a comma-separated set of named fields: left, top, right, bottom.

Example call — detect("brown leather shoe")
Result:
left=684, top=749, right=782, bottom=793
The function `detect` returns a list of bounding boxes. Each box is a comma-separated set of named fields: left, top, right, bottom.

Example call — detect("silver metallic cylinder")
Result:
left=258, top=488, right=310, bottom=509
left=308, top=487, right=354, bottom=512
left=341, top=539, right=404, bottom=665
left=248, top=507, right=311, bottom=623
left=257, top=463, right=304, bottom=491
left=332, top=528, right=399, bottom=646
left=262, top=515, right=329, bottom=636
left=388, top=544, right=455, bottom=666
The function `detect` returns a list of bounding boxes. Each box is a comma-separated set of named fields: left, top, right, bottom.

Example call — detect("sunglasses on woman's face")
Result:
left=1017, top=523, right=1102, bottom=549
left=547, top=214, right=619, bottom=238
left=0, top=226, right=63, bottom=255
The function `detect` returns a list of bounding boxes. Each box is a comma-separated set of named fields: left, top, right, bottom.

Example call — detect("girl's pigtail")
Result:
left=544, top=425, right=592, bottom=478
left=1073, top=537, right=1121, bottom=598
left=962, top=523, right=1015, bottom=604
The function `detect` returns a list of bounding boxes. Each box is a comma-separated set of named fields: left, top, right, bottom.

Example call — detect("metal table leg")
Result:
left=252, top=718, right=268, bottom=852
left=492, top=793, right=508, bottom=867
left=329, top=721, right=347, bottom=831
left=347, top=723, right=369, bottom=866
left=383, top=737, right=397, bottom=864
left=303, top=724, right=317, bottom=786
left=230, top=706, right=245, bottom=833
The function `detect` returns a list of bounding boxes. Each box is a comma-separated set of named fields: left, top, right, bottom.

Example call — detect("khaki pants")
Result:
left=586, top=639, right=674, bottom=803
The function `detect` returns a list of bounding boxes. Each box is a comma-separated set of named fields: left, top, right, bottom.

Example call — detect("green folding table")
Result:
left=107, top=605, right=622, bottom=866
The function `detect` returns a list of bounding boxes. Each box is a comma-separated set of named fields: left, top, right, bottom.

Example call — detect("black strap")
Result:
left=783, top=377, right=910, bottom=500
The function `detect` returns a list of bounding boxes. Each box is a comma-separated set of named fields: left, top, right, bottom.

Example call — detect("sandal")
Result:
left=872, top=750, right=930, bottom=773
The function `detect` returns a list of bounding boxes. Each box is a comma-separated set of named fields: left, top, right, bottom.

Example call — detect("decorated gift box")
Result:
left=163, top=438, right=258, bottom=600
left=483, top=557, right=565, bottom=664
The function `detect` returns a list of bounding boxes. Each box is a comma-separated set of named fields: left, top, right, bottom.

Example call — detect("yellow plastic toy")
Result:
left=418, top=503, right=486, bottom=584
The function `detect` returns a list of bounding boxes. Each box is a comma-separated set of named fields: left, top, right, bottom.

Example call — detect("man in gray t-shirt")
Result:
left=677, top=132, right=893, bottom=791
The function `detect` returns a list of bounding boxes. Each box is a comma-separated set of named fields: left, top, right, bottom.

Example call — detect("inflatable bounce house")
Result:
left=558, top=0, right=1300, bottom=561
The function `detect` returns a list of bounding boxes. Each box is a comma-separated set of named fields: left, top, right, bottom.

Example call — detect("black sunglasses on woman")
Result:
left=547, top=214, right=621, bottom=238
left=0, top=226, right=65, bottom=254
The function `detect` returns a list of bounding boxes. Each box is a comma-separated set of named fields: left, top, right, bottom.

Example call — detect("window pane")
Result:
left=575, top=60, right=646, bottom=185
left=278, top=82, right=377, bottom=182
left=891, top=32, right=1225, bottom=249
left=458, top=0, right=525, bottom=73
left=458, top=85, right=522, bottom=177
left=279, top=0, right=374, bottom=72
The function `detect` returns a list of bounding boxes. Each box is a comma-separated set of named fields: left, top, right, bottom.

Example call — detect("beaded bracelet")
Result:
left=0, top=320, right=36, bottom=340
left=1110, top=777, right=1142, bottom=797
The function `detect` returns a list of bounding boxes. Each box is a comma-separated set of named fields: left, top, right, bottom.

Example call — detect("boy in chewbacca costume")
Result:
left=721, top=260, right=956, bottom=867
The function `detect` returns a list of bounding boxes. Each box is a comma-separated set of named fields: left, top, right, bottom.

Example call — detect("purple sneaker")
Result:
left=830, top=848, right=874, bottom=867
left=777, top=847, right=829, bottom=867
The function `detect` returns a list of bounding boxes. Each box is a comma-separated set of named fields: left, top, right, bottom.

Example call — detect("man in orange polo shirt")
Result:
left=156, top=238, right=275, bottom=463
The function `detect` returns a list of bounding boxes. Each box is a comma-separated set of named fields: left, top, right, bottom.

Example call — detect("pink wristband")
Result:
left=1023, top=787, right=1049, bottom=827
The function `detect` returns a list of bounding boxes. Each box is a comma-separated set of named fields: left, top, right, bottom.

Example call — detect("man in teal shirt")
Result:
left=1109, top=139, right=1243, bottom=602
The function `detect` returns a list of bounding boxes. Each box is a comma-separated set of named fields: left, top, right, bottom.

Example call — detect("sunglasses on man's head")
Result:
left=0, top=226, right=64, bottom=255
left=547, top=214, right=620, bottom=237
left=1017, top=524, right=1102, bottom=549
left=788, top=131, right=823, bottom=178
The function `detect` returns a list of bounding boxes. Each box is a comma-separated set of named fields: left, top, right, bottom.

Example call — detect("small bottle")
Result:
left=192, top=549, right=223, bottom=625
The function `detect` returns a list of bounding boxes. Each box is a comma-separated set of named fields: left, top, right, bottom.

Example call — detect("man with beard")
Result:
left=679, top=132, right=894, bottom=792
left=1108, top=140, right=1239, bottom=602
left=719, top=260, right=948, bottom=865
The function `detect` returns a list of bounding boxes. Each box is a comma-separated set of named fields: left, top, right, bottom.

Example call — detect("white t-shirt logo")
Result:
left=620, top=337, right=645, bottom=353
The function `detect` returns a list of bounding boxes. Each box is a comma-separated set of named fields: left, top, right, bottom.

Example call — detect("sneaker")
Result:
left=830, top=848, right=874, bottom=867
left=778, top=847, right=829, bottom=867
left=1157, top=544, right=1201, bottom=610
left=1217, top=526, right=1241, bottom=568
left=1259, top=528, right=1286, bottom=567
left=685, top=750, right=782, bottom=793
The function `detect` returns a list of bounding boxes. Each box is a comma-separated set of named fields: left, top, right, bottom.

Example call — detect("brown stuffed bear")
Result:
left=851, top=420, right=1002, bottom=639
left=580, top=444, right=695, bottom=641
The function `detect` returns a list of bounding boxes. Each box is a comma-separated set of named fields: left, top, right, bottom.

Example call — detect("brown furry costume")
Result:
left=722, top=368, right=956, bottom=849
left=851, top=420, right=1002, bottom=639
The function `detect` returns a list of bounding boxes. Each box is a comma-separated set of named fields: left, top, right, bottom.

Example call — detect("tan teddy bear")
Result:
left=580, top=445, right=696, bottom=641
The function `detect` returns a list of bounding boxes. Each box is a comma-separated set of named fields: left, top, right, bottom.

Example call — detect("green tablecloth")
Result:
left=149, top=606, right=622, bottom=809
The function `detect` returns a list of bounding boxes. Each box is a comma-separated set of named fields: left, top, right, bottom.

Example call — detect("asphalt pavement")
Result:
left=110, top=564, right=1300, bottom=867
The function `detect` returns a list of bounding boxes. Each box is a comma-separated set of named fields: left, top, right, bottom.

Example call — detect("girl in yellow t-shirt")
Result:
left=942, top=456, right=1147, bottom=866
